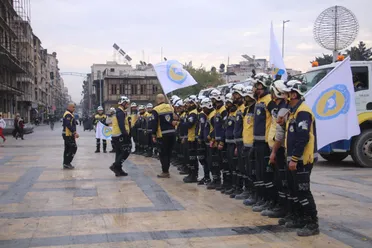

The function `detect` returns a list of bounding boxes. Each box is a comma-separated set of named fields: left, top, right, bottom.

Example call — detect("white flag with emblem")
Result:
left=95, top=121, right=112, bottom=140
left=270, top=22, right=288, bottom=81
left=305, top=57, right=360, bottom=149
left=154, top=60, right=198, bottom=94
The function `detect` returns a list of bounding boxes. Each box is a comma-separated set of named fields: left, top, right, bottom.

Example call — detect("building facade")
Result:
left=89, top=61, right=160, bottom=113
left=0, top=0, right=70, bottom=122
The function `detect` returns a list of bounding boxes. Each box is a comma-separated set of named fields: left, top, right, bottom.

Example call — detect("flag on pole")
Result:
left=95, top=122, right=112, bottom=140
left=305, top=57, right=360, bottom=149
left=270, top=22, right=288, bottom=81
left=153, top=60, right=198, bottom=94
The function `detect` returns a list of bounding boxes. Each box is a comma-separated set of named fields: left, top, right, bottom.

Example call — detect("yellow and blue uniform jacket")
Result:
left=151, top=103, right=175, bottom=138
left=268, top=99, right=288, bottom=148
left=243, top=103, right=255, bottom=147
left=185, top=107, right=198, bottom=142
left=225, top=105, right=237, bottom=144
left=233, top=103, right=246, bottom=143
left=112, top=106, right=129, bottom=137
left=286, top=100, right=317, bottom=165
left=253, top=92, right=272, bottom=143
left=94, top=114, right=107, bottom=126
left=203, top=110, right=216, bottom=143
left=197, top=111, right=207, bottom=140
left=144, top=111, right=153, bottom=133
left=214, top=105, right=227, bottom=144
left=62, top=110, right=76, bottom=137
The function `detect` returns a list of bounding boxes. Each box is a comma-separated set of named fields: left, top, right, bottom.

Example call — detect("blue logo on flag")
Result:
left=166, top=61, right=187, bottom=84
left=312, top=84, right=350, bottom=120
left=102, top=126, right=112, bottom=138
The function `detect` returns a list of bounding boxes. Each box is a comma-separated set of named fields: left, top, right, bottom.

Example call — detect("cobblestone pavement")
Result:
left=0, top=124, right=371, bottom=248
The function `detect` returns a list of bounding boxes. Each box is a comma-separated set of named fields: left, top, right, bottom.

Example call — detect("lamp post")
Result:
left=282, top=20, right=290, bottom=58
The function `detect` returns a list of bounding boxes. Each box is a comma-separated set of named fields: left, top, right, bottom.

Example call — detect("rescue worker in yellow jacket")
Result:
left=151, top=94, right=176, bottom=178
left=110, top=96, right=132, bottom=177
left=62, top=102, right=79, bottom=169
left=282, top=80, right=319, bottom=237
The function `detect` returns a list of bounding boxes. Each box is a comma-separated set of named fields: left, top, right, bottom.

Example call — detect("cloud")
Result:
left=296, top=43, right=315, bottom=51
left=243, top=32, right=258, bottom=37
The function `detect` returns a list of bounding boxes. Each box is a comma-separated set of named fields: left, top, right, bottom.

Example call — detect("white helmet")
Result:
left=109, top=107, right=116, bottom=113
left=243, top=86, right=254, bottom=99
left=231, top=84, right=246, bottom=96
left=174, top=99, right=184, bottom=107
left=138, top=105, right=145, bottom=110
left=118, top=96, right=130, bottom=105
left=185, top=95, right=198, bottom=105
left=270, top=80, right=287, bottom=99
left=130, top=102, right=137, bottom=108
left=225, top=93, right=233, bottom=104
left=209, top=89, right=225, bottom=102
left=146, top=103, right=153, bottom=109
left=284, top=80, right=307, bottom=96
left=200, top=98, right=214, bottom=109
left=198, top=95, right=206, bottom=103
left=171, top=95, right=180, bottom=105
left=97, top=106, right=103, bottom=111
left=254, top=73, right=272, bottom=88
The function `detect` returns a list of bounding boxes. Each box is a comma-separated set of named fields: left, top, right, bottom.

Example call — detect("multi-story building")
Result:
left=89, top=61, right=160, bottom=113
left=0, top=0, right=71, bottom=121
left=0, top=0, right=26, bottom=118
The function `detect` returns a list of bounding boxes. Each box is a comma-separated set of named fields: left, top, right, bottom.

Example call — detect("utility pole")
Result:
left=282, top=20, right=290, bottom=58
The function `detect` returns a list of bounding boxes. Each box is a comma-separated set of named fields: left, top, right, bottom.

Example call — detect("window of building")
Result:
left=152, top=85, right=158, bottom=94
left=110, top=68, right=115, bottom=72
left=97, top=70, right=101, bottom=79
left=131, top=84, right=137, bottom=95
left=352, top=66, right=369, bottom=92
left=140, top=84, right=146, bottom=95
left=110, top=84, right=117, bottom=95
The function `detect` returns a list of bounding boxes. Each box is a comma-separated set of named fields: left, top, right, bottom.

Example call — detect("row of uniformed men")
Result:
left=166, top=74, right=319, bottom=237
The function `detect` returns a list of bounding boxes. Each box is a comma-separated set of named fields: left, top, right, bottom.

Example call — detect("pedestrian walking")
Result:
left=62, top=103, right=79, bottom=169
left=0, top=114, right=6, bottom=143
left=110, top=96, right=132, bottom=177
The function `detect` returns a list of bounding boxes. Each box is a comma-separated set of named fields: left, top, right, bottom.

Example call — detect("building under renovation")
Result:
left=0, top=0, right=70, bottom=121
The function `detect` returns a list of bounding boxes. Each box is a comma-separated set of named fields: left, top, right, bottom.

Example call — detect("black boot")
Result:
left=184, top=173, right=198, bottom=183
left=297, top=216, right=320, bottom=237
left=206, top=179, right=221, bottom=190
left=95, top=147, right=100, bottom=153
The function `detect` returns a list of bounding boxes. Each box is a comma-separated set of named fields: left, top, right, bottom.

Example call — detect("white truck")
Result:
left=304, top=60, right=372, bottom=167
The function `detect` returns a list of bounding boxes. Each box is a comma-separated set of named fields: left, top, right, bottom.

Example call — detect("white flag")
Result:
left=95, top=121, right=112, bottom=140
left=305, top=57, right=360, bottom=149
left=154, top=60, right=198, bottom=94
left=270, top=22, right=287, bottom=81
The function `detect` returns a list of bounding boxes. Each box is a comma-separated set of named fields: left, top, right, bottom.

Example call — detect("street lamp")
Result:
left=282, top=20, right=290, bottom=58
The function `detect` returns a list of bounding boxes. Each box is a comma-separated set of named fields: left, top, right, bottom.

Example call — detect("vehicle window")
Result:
left=351, top=66, right=369, bottom=92
left=304, top=68, right=333, bottom=89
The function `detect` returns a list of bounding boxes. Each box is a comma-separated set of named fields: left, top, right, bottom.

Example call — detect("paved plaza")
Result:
left=0, top=124, right=371, bottom=248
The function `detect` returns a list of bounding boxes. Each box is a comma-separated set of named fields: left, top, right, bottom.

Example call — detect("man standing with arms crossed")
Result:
left=62, top=103, right=79, bottom=169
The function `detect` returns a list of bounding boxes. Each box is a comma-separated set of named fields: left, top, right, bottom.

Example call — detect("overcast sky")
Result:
left=31, top=0, right=372, bottom=103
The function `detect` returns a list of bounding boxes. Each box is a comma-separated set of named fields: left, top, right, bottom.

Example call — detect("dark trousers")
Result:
left=112, top=136, right=131, bottom=170
left=274, top=147, right=287, bottom=207
left=157, top=134, right=175, bottom=173
left=197, top=142, right=209, bottom=178
left=220, top=145, right=229, bottom=184
left=227, top=143, right=237, bottom=187
left=236, top=142, right=244, bottom=189
left=96, top=138, right=107, bottom=151
left=63, top=135, right=77, bottom=165
left=288, top=162, right=317, bottom=218
left=207, top=146, right=219, bottom=181
left=147, top=133, right=153, bottom=155
left=242, top=146, right=253, bottom=189
left=187, top=141, right=198, bottom=176
left=254, top=141, right=271, bottom=200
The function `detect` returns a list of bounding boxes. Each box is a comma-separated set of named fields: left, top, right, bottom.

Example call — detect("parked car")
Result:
left=2, top=118, right=34, bottom=135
